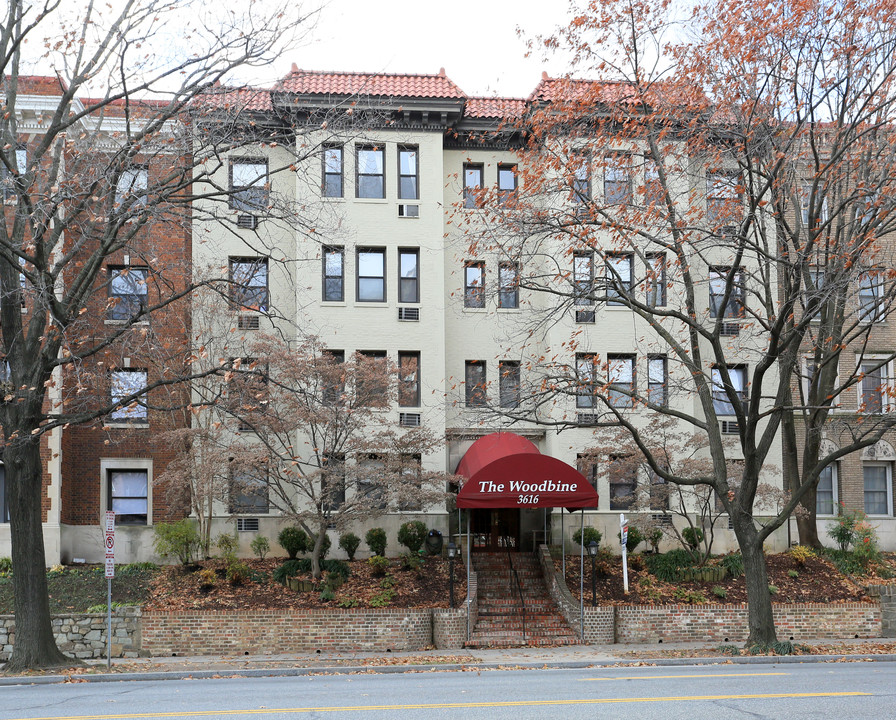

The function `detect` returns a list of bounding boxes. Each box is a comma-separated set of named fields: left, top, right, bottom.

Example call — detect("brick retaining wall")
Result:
left=141, top=609, right=434, bottom=655
left=432, top=608, right=466, bottom=649
left=0, top=607, right=142, bottom=661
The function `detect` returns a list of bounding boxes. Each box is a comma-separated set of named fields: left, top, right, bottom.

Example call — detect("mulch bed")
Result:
left=560, top=550, right=896, bottom=605
left=142, top=556, right=467, bottom=612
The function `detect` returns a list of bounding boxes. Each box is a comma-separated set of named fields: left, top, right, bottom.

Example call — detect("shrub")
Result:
left=788, top=544, right=815, bottom=566
left=272, top=559, right=304, bottom=584
left=296, top=558, right=313, bottom=574
left=719, top=552, right=744, bottom=577
left=369, top=588, right=395, bottom=607
left=824, top=548, right=867, bottom=576
left=310, top=533, right=331, bottom=560
left=645, top=548, right=695, bottom=581
left=397, top=521, right=428, bottom=553
left=768, top=584, right=779, bottom=595
left=320, top=587, right=335, bottom=602
left=712, top=585, right=727, bottom=599
left=682, top=526, right=704, bottom=549
left=215, top=531, right=239, bottom=559
left=322, top=558, right=351, bottom=581
left=250, top=535, right=270, bottom=560
left=226, top=560, right=251, bottom=586
left=853, top=520, right=881, bottom=568
left=673, top=588, right=707, bottom=604
left=400, top=552, right=424, bottom=572
left=198, top=568, right=217, bottom=586
left=828, top=505, right=865, bottom=552
left=646, top=528, right=663, bottom=553
left=153, top=520, right=201, bottom=565
left=618, top=525, right=644, bottom=553
left=368, top=555, right=390, bottom=576
left=572, top=526, right=602, bottom=548
left=118, top=562, right=158, bottom=577
left=366, top=527, right=388, bottom=557
left=787, top=569, right=799, bottom=578
left=278, top=526, right=309, bottom=559
left=337, top=596, right=359, bottom=608
left=0, top=556, right=12, bottom=575
left=339, top=532, right=361, bottom=561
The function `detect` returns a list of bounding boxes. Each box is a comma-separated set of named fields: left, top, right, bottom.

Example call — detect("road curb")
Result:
left=2, top=652, right=896, bottom=686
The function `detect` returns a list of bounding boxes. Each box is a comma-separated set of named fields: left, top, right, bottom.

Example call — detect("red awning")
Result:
left=455, top=432, right=598, bottom=511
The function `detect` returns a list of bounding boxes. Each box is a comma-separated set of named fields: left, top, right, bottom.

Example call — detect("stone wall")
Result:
left=141, top=609, right=434, bottom=655
left=0, top=607, right=142, bottom=661
left=867, top=584, right=896, bottom=637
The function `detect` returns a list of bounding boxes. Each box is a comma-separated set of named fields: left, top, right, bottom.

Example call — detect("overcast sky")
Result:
left=276, top=0, right=576, bottom=98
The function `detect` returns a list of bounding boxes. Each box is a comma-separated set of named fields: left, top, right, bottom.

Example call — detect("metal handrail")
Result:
left=503, top=529, right=526, bottom=644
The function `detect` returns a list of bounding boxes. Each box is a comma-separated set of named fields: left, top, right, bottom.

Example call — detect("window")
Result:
left=648, top=355, right=667, bottom=407
left=399, top=249, right=419, bottom=303
left=608, top=355, right=635, bottom=408
left=574, top=253, right=594, bottom=306
left=108, top=469, right=148, bottom=525
left=577, top=454, right=598, bottom=492
left=229, top=257, right=268, bottom=312
left=859, top=359, right=890, bottom=414
left=649, top=469, right=669, bottom=511
left=0, top=465, right=7, bottom=523
left=497, top=164, right=517, bottom=206
left=606, top=254, right=633, bottom=305
left=816, top=464, right=838, bottom=516
left=398, top=454, right=423, bottom=511
left=858, top=271, right=884, bottom=322
left=709, top=266, right=745, bottom=319
left=322, top=145, right=343, bottom=198
left=398, top=146, right=418, bottom=200
left=321, top=454, right=346, bottom=512
left=800, top=183, right=828, bottom=227
left=321, top=350, right=345, bottom=405
left=108, top=267, right=148, bottom=321
left=646, top=252, right=666, bottom=307
left=864, top=463, right=892, bottom=516
left=110, top=370, right=147, bottom=422
left=115, top=167, right=147, bottom=207
left=576, top=353, right=599, bottom=408
left=357, top=248, right=386, bottom=302
left=707, top=171, right=741, bottom=224
left=357, top=351, right=387, bottom=402
left=604, top=154, right=632, bottom=204
left=356, top=146, right=385, bottom=198
left=464, top=261, right=485, bottom=308
left=398, top=351, right=420, bottom=407
left=229, top=469, right=269, bottom=514
left=609, top=456, right=636, bottom=510
left=465, top=360, right=487, bottom=407
left=1, top=147, right=26, bottom=201
left=228, top=358, right=269, bottom=427
left=323, top=246, right=344, bottom=302
left=571, top=152, right=591, bottom=205
left=498, top=261, right=519, bottom=308
left=358, top=454, right=386, bottom=509
left=643, top=158, right=663, bottom=206
left=711, top=365, right=747, bottom=415
left=230, top=158, right=268, bottom=212
left=499, top=360, right=521, bottom=409
left=463, top=163, right=483, bottom=208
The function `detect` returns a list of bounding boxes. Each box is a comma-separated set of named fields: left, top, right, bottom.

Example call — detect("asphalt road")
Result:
left=1, top=661, right=894, bottom=720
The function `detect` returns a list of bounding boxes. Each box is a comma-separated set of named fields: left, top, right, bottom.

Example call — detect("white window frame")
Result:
left=856, top=354, right=893, bottom=414
left=606, top=253, right=633, bottom=306
left=816, top=463, right=838, bottom=517
left=109, top=369, right=148, bottom=423
left=858, top=270, right=885, bottom=322
left=711, top=365, right=747, bottom=416
left=801, top=355, right=841, bottom=410
left=99, top=457, right=153, bottom=527
left=863, top=462, right=893, bottom=517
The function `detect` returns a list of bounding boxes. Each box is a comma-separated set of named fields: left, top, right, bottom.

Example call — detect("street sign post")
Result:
left=103, top=511, right=115, bottom=670
left=620, top=513, right=629, bottom=595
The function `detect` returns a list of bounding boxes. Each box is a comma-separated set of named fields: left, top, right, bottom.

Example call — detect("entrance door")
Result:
left=471, top=509, right=520, bottom=551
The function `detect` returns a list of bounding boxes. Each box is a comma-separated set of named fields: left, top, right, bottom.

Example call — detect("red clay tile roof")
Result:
left=2, top=75, right=66, bottom=95
left=464, top=97, right=527, bottom=119
left=199, top=86, right=273, bottom=112
left=529, top=74, right=705, bottom=110
left=276, top=68, right=466, bottom=100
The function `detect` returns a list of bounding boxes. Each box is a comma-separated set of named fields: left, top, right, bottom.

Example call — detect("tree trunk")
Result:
left=310, top=527, right=324, bottom=580
left=734, top=518, right=778, bottom=647
left=794, top=495, right=821, bottom=548
left=4, top=438, right=73, bottom=672
left=780, top=408, right=821, bottom=548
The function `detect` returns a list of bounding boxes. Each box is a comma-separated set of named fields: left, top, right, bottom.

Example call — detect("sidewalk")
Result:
left=3, top=637, right=896, bottom=685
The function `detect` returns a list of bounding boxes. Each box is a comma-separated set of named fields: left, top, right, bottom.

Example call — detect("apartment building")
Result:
left=4, top=68, right=895, bottom=565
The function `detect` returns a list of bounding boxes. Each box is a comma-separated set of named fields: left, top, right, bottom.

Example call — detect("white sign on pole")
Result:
left=104, top=510, right=115, bottom=534
left=104, top=510, right=115, bottom=579
left=620, top=513, right=629, bottom=595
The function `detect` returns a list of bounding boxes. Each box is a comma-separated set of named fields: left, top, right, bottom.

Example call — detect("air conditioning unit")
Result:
left=238, top=314, right=260, bottom=330
left=237, top=518, right=259, bottom=532
left=577, top=413, right=598, bottom=425
left=237, top=214, right=258, bottom=229
left=720, top=322, right=740, bottom=336
left=575, top=309, right=596, bottom=323
left=399, top=412, right=421, bottom=427
left=721, top=420, right=740, bottom=434
left=398, top=307, right=420, bottom=321
left=651, top=513, right=673, bottom=526
left=398, top=204, right=419, bottom=218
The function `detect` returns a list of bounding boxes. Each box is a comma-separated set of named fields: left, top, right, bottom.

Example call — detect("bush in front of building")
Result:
left=153, top=519, right=201, bottom=565
left=397, top=521, right=427, bottom=553
left=339, top=532, right=361, bottom=560
left=278, top=526, right=309, bottom=559
left=366, top=527, right=387, bottom=557
left=572, top=526, right=602, bottom=549
left=250, top=535, right=271, bottom=560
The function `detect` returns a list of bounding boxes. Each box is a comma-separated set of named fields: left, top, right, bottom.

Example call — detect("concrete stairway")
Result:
left=467, top=551, right=578, bottom=648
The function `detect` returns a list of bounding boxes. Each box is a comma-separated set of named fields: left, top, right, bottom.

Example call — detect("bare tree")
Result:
left=0, top=0, right=328, bottom=670
left=461, top=0, right=896, bottom=646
